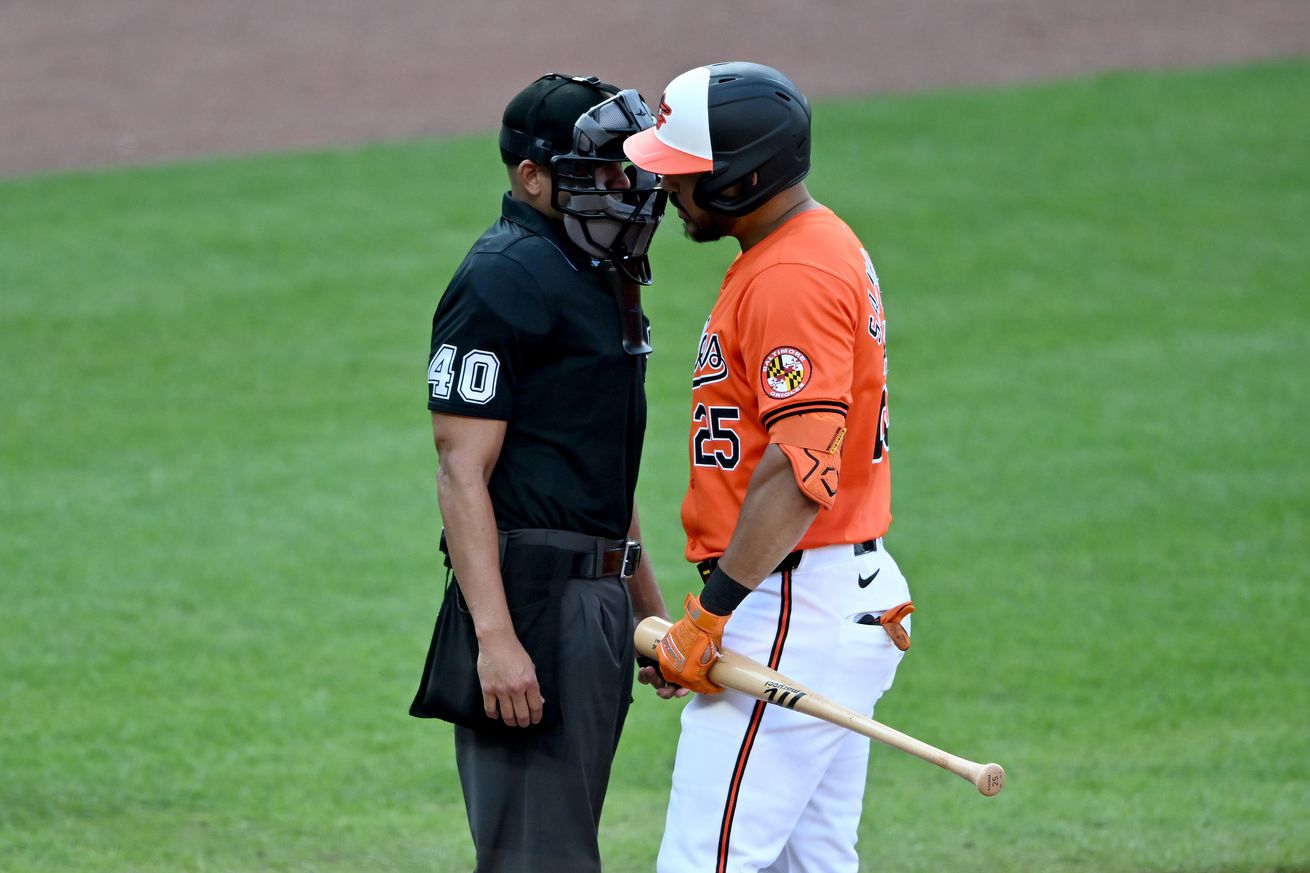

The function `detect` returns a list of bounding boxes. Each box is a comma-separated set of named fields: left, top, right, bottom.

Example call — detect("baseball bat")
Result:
left=636, top=616, right=1004, bottom=797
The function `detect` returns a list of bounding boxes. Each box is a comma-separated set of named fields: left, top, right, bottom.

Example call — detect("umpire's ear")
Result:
left=513, top=159, right=545, bottom=195
left=510, top=159, right=556, bottom=215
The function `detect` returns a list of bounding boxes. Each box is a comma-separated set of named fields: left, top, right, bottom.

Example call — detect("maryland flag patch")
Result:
left=761, top=346, right=812, bottom=399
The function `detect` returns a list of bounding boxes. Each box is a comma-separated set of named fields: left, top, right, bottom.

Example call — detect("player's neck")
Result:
left=734, top=185, right=821, bottom=253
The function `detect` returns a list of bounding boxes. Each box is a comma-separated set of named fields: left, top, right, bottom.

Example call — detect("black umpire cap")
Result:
left=499, top=74, right=620, bottom=165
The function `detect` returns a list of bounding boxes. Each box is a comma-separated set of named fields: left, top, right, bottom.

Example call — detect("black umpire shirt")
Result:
left=426, top=193, right=647, bottom=541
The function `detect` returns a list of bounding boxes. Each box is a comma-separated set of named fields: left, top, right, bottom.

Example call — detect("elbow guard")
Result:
left=770, top=412, right=847, bottom=510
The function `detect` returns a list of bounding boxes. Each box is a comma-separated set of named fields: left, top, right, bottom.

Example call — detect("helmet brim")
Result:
left=623, top=127, right=713, bottom=175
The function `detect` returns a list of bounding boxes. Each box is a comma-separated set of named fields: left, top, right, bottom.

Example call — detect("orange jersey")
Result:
left=682, top=207, right=891, bottom=561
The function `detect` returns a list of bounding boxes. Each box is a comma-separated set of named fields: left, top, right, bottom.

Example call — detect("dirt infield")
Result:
left=2, top=0, right=1308, bottom=177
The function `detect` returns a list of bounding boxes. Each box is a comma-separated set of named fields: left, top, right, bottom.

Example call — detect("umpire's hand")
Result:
left=475, top=629, right=545, bottom=727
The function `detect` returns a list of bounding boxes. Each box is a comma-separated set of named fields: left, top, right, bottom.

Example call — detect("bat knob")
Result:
left=975, top=763, right=1005, bottom=796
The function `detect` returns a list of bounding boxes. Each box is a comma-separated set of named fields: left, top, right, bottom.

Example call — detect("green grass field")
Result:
left=2, top=59, right=1308, bottom=872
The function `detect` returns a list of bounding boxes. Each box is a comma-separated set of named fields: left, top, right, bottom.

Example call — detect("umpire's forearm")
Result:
left=435, top=471, right=516, bottom=645
left=626, top=504, right=671, bottom=621
left=628, top=566, right=670, bottom=622
left=432, top=413, right=516, bottom=641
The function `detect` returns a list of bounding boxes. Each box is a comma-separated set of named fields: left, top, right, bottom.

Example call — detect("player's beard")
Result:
left=670, top=192, right=732, bottom=243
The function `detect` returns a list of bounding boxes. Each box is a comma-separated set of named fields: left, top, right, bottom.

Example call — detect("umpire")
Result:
left=409, top=74, right=679, bottom=873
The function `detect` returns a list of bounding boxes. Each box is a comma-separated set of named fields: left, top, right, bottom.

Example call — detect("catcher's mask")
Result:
left=551, top=89, right=668, bottom=284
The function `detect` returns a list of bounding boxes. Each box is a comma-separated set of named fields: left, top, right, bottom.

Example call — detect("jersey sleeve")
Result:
left=425, top=254, right=554, bottom=419
left=737, top=262, right=859, bottom=509
left=736, top=262, right=859, bottom=433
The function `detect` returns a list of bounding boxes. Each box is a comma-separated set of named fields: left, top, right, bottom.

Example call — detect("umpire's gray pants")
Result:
left=454, top=574, right=635, bottom=873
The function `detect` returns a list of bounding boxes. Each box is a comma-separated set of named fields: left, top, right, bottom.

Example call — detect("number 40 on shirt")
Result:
left=428, top=344, right=501, bottom=406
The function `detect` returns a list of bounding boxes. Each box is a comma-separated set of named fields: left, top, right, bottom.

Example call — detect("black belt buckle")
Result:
left=854, top=538, right=879, bottom=556
left=620, top=539, right=642, bottom=580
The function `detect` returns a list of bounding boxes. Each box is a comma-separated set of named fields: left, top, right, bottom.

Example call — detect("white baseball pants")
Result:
left=658, top=540, right=910, bottom=873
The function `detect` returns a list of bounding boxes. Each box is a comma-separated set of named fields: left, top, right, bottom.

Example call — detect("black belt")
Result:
left=573, top=538, right=642, bottom=580
left=492, top=528, right=643, bottom=581
left=697, top=538, right=878, bottom=581
left=438, top=528, right=642, bottom=580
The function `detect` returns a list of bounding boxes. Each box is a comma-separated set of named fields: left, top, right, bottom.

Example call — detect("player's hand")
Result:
left=657, top=593, right=729, bottom=695
left=474, top=629, right=544, bottom=727
left=637, top=655, right=690, bottom=699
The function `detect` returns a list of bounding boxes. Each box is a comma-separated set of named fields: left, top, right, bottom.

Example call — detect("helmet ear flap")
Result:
left=691, top=170, right=756, bottom=216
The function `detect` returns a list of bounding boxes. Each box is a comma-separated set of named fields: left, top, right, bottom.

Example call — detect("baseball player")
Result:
left=624, top=63, right=915, bottom=872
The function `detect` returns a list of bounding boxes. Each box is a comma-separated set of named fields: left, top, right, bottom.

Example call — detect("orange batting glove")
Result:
left=658, top=593, right=729, bottom=694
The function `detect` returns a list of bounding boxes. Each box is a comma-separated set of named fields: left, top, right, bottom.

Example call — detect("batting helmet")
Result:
left=623, top=62, right=812, bottom=217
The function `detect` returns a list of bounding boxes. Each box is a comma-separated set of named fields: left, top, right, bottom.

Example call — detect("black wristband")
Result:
left=699, top=566, right=751, bottom=616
